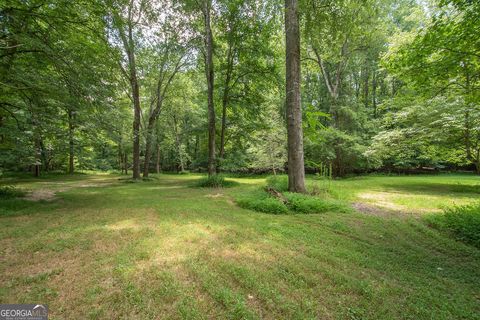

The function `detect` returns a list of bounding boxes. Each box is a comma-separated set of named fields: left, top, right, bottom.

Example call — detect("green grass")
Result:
left=0, top=173, right=479, bottom=319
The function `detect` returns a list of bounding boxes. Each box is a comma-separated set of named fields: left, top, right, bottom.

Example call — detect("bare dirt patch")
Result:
left=357, top=191, right=408, bottom=211
left=24, top=189, right=58, bottom=201
left=351, top=202, right=399, bottom=217
left=23, top=177, right=117, bottom=201
left=205, top=193, right=224, bottom=198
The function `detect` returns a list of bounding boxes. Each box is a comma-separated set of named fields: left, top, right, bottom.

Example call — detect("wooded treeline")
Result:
left=1, top=0, right=479, bottom=178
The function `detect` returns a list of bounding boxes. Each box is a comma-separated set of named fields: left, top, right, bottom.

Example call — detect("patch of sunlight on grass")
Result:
left=228, top=177, right=266, bottom=185
left=105, top=219, right=146, bottom=231
left=355, top=188, right=477, bottom=214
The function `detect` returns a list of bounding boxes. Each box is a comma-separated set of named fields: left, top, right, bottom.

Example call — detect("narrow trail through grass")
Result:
left=0, top=173, right=479, bottom=319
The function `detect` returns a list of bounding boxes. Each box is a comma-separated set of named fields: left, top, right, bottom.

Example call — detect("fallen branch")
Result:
left=265, top=186, right=288, bottom=204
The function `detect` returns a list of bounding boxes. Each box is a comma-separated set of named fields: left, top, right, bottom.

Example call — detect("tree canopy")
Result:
left=1, top=0, right=479, bottom=178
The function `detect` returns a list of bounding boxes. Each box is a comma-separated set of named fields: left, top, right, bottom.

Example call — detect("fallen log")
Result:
left=264, top=186, right=288, bottom=204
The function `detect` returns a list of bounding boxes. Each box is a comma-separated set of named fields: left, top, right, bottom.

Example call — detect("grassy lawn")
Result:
left=0, top=173, right=479, bottom=319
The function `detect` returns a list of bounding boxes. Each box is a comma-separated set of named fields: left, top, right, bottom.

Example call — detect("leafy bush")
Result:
left=0, top=185, right=25, bottom=199
left=428, top=203, right=480, bottom=248
left=265, top=175, right=288, bottom=192
left=195, top=175, right=238, bottom=188
left=284, top=192, right=349, bottom=214
left=237, top=194, right=289, bottom=214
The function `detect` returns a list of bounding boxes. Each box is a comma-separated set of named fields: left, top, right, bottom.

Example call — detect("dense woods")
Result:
left=1, top=0, right=479, bottom=179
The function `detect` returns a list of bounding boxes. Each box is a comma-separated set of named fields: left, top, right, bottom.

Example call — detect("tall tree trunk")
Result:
left=142, top=57, right=182, bottom=177
left=463, top=61, right=475, bottom=169
left=475, top=149, right=480, bottom=175
left=372, top=69, right=377, bottom=118
left=219, top=88, right=229, bottom=165
left=68, top=109, right=74, bottom=174
left=31, top=110, right=42, bottom=177
left=363, top=64, right=369, bottom=109
left=285, top=0, right=306, bottom=193
left=194, top=134, right=199, bottom=161
left=34, top=137, right=41, bottom=177
left=143, top=117, right=156, bottom=178
left=114, top=7, right=142, bottom=180
left=156, top=143, right=161, bottom=174
left=39, top=139, right=49, bottom=172
left=124, top=153, right=128, bottom=175
left=204, top=0, right=216, bottom=176
left=131, top=73, right=141, bottom=180
left=172, top=115, right=184, bottom=172
left=219, top=42, right=234, bottom=165
left=118, top=143, right=123, bottom=173
left=123, top=21, right=141, bottom=180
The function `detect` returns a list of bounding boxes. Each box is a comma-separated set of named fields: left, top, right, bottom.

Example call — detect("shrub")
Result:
left=237, top=197, right=289, bottom=215
left=265, top=175, right=288, bottom=192
left=284, top=192, right=349, bottom=214
left=0, top=185, right=25, bottom=199
left=195, top=175, right=238, bottom=188
left=428, top=203, right=480, bottom=248
left=236, top=190, right=289, bottom=214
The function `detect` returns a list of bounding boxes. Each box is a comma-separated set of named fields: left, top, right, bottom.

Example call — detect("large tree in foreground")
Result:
left=110, top=0, right=149, bottom=180
left=285, top=0, right=306, bottom=192
left=203, top=0, right=216, bottom=176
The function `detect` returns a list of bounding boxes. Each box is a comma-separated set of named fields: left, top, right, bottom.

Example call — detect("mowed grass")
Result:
left=330, top=174, right=480, bottom=213
left=0, top=173, right=479, bottom=319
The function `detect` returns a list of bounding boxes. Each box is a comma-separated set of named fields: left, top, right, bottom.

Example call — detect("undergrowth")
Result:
left=238, top=176, right=349, bottom=215
left=0, top=185, right=25, bottom=199
left=237, top=190, right=289, bottom=214
left=195, top=174, right=239, bottom=188
left=427, top=203, right=480, bottom=248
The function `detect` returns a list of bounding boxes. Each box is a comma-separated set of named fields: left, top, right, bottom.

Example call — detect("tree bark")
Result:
left=131, top=65, right=141, bottom=180
left=118, top=141, right=123, bottom=173
left=34, top=137, right=41, bottom=177
left=68, top=109, right=74, bottom=174
left=363, top=64, right=369, bottom=109
left=285, top=0, right=306, bottom=193
left=115, top=8, right=141, bottom=180
left=156, top=143, right=161, bottom=174
left=372, top=69, right=377, bottom=118
left=203, top=0, right=216, bottom=176
left=172, top=114, right=184, bottom=172
left=143, top=117, right=156, bottom=178
left=475, top=149, right=480, bottom=175
left=124, top=153, right=128, bottom=175
left=219, top=40, right=234, bottom=164
left=142, top=57, right=183, bottom=177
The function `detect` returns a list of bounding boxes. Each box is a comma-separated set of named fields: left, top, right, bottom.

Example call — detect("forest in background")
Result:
left=1, top=0, right=479, bottom=178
